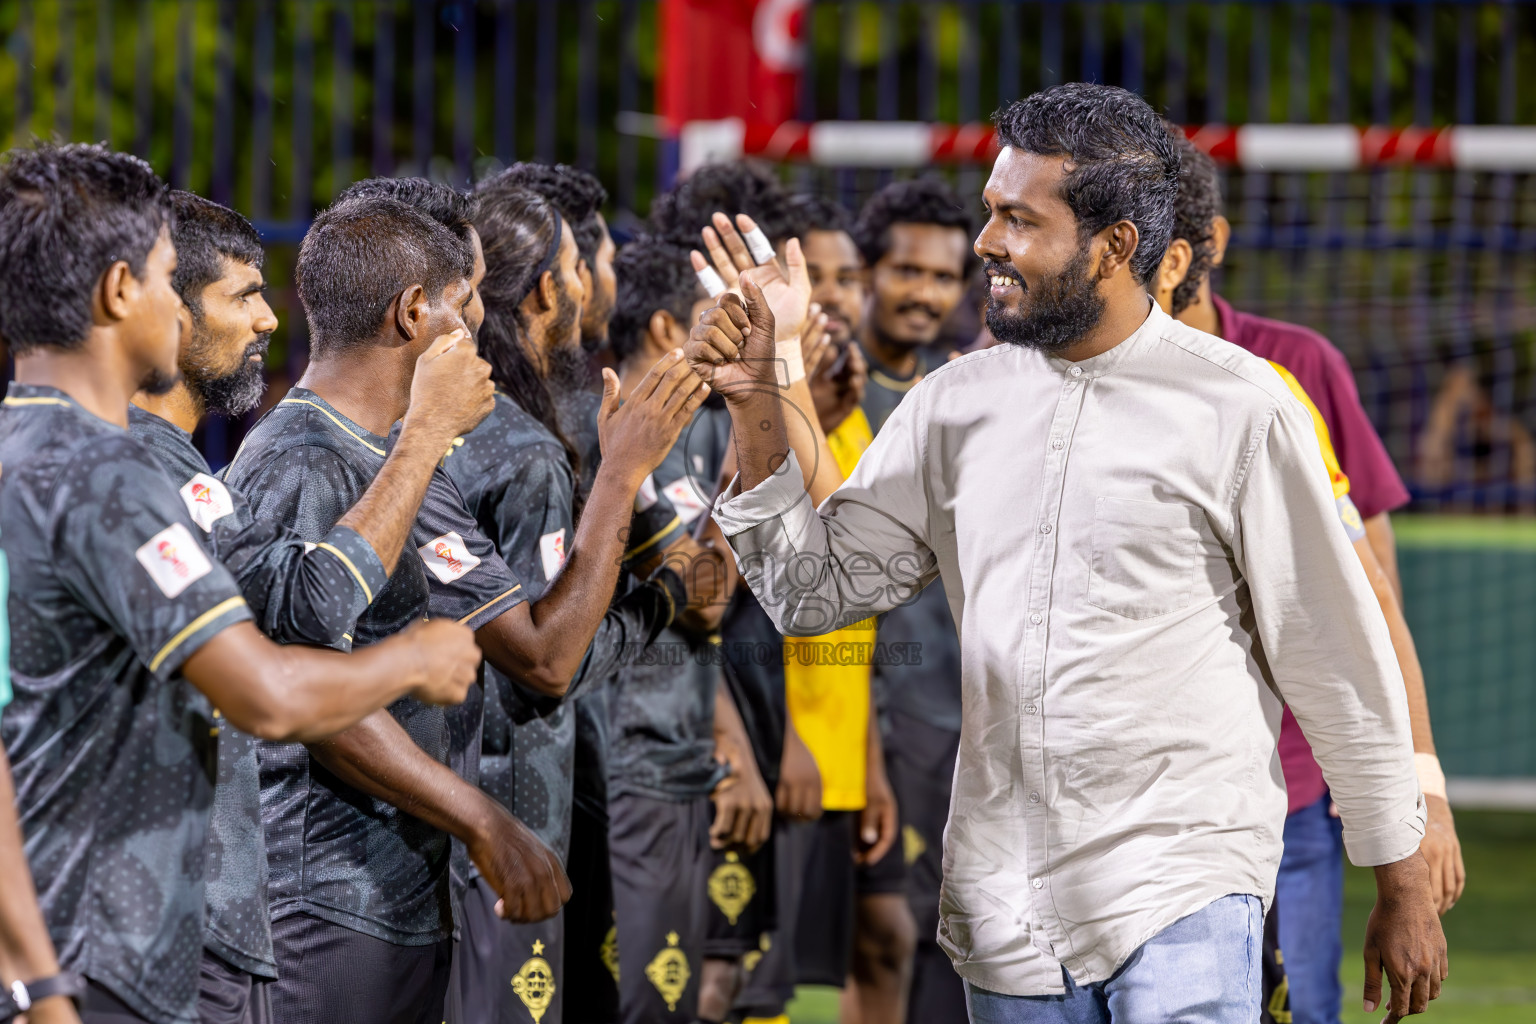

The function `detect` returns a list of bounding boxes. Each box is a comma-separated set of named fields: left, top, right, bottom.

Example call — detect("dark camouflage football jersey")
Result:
left=608, top=403, right=732, bottom=802
left=855, top=349, right=964, bottom=732
left=0, top=383, right=254, bottom=1024
left=226, top=387, right=520, bottom=946
left=444, top=392, right=684, bottom=857
left=130, top=404, right=390, bottom=979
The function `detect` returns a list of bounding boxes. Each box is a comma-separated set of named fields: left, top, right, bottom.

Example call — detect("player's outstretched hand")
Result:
left=596, top=354, right=709, bottom=481
left=406, top=328, right=496, bottom=441
left=391, top=618, right=482, bottom=706
left=1422, top=795, right=1466, bottom=914
left=694, top=212, right=811, bottom=344
left=1364, top=854, right=1447, bottom=1023
left=469, top=801, right=572, bottom=923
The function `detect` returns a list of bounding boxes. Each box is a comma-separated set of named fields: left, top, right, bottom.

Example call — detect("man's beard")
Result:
left=984, top=245, right=1106, bottom=354
left=545, top=286, right=590, bottom=397
left=184, top=331, right=272, bottom=417
left=138, top=365, right=181, bottom=397
left=579, top=292, right=613, bottom=354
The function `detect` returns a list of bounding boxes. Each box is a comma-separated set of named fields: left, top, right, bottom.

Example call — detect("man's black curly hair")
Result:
left=169, top=190, right=265, bottom=318
left=650, top=160, right=798, bottom=249
left=786, top=192, right=855, bottom=238
left=852, top=177, right=976, bottom=273
left=608, top=236, right=704, bottom=364
left=336, top=176, right=476, bottom=244
left=0, top=142, right=169, bottom=354
left=1168, top=131, right=1223, bottom=315
left=498, top=162, right=609, bottom=266
left=992, top=83, right=1181, bottom=285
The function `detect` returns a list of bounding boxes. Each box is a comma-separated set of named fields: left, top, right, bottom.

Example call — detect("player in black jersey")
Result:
left=0, top=144, right=478, bottom=1024
left=604, top=235, right=777, bottom=1024
left=227, top=188, right=705, bottom=1023
left=437, top=180, right=716, bottom=1024
left=128, top=190, right=497, bottom=1024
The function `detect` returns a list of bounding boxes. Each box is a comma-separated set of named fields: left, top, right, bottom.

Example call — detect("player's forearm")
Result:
left=184, top=622, right=425, bottom=742
left=784, top=376, right=845, bottom=504
left=307, top=710, right=498, bottom=844
left=727, top=391, right=793, bottom=494
left=1353, top=536, right=1436, bottom=755
left=336, top=416, right=452, bottom=575
left=0, top=749, right=64, bottom=986
left=480, top=462, right=647, bottom=695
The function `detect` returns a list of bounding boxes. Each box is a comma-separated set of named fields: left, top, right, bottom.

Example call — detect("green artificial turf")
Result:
left=786, top=811, right=1536, bottom=1023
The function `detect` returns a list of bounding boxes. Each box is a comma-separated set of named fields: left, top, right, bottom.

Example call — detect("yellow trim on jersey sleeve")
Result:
left=1268, top=361, right=1351, bottom=500
left=149, top=596, right=249, bottom=673
left=783, top=407, right=879, bottom=811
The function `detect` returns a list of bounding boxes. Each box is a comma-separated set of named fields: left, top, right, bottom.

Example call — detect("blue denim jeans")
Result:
left=1275, top=792, right=1345, bottom=1024
left=963, top=894, right=1263, bottom=1023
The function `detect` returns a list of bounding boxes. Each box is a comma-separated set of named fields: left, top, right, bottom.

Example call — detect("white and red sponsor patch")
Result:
left=539, top=529, right=568, bottom=581
left=178, top=473, right=235, bottom=532
left=136, top=523, right=213, bottom=598
left=662, top=477, right=710, bottom=526
left=418, top=531, right=481, bottom=584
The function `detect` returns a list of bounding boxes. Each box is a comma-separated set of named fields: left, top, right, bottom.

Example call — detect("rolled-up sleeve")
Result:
left=713, top=390, right=939, bottom=638
left=1233, top=396, right=1425, bottom=866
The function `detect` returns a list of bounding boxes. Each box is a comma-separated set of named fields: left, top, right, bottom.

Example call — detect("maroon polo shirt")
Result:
left=1214, top=294, right=1411, bottom=815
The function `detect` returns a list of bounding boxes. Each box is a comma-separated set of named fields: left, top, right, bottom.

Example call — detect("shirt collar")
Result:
left=4, top=381, right=83, bottom=410
left=1045, top=297, right=1164, bottom=381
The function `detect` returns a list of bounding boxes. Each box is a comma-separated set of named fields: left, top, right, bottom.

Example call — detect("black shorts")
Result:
left=268, top=912, right=453, bottom=1024
left=702, top=824, right=776, bottom=959
left=198, top=950, right=273, bottom=1024
left=731, top=817, right=811, bottom=1020
left=80, top=981, right=152, bottom=1024
left=883, top=708, right=958, bottom=940
left=444, top=876, right=564, bottom=1024
left=608, top=792, right=712, bottom=1024
left=565, top=799, right=619, bottom=1024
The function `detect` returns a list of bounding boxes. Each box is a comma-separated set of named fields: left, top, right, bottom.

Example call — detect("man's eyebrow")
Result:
left=986, top=197, right=1041, bottom=219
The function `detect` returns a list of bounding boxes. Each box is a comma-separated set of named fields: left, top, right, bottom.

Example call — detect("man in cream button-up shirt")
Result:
left=692, top=83, right=1445, bottom=1024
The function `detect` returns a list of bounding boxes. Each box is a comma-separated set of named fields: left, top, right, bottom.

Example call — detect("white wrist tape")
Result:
left=695, top=265, right=727, bottom=299
left=776, top=337, right=806, bottom=385
left=1415, top=752, right=1447, bottom=800
left=743, top=225, right=776, bottom=265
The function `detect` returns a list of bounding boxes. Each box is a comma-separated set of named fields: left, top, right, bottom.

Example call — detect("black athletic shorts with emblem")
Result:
left=444, top=876, right=564, bottom=1024
left=702, top=831, right=776, bottom=960
left=608, top=793, right=713, bottom=1024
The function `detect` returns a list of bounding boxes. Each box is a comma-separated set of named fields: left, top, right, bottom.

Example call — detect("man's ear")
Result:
left=535, top=269, right=557, bottom=313
left=1154, top=239, right=1194, bottom=312
left=1097, top=220, right=1141, bottom=281
left=393, top=283, right=429, bottom=341
left=649, top=309, right=684, bottom=352
left=1210, top=215, right=1231, bottom=268
left=94, top=260, right=136, bottom=324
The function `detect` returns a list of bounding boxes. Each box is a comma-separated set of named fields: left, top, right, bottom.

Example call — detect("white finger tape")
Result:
left=696, top=266, right=727, bottom=298
left=743, top=226, right=776, bottom=265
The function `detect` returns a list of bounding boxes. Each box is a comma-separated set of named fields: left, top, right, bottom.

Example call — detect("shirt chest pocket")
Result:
left=1087, top=497, right=1205, bottom=620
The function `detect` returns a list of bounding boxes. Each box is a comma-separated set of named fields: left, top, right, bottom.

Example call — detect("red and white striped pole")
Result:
left=678, top=118, right=1536, bottom=175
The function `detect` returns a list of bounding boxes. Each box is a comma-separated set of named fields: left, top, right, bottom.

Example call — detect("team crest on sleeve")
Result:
left=510, top=939, right=555, bottom=1023
left=136, top=523, right=213, bottom=598
left=418, top=531, right=481, bottom=583
left=661, top=477, right=709, bottom=526
left=178, top=473, right=235, bottom=532
left=634, top=474, right=659, bottom=512
left=539, top=529, right=568, bottom=582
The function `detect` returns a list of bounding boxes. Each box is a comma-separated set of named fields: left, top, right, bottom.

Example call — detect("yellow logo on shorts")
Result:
left=601, top=921, right=620, bottom=985
left=742, top=932, right=772, bottom=974
left=708, top=851, right=756, bottom=925
left=510, top=939, right=555, bottom=1023
left=645, top=931, right=691, bottom=1011
left=903, top=824, right=927, bottom=865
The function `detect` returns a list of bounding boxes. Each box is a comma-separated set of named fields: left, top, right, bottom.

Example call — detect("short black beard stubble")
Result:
left=184, top=332, right=272, bottom=418
left=985, top=243, right=1107, bottom=354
